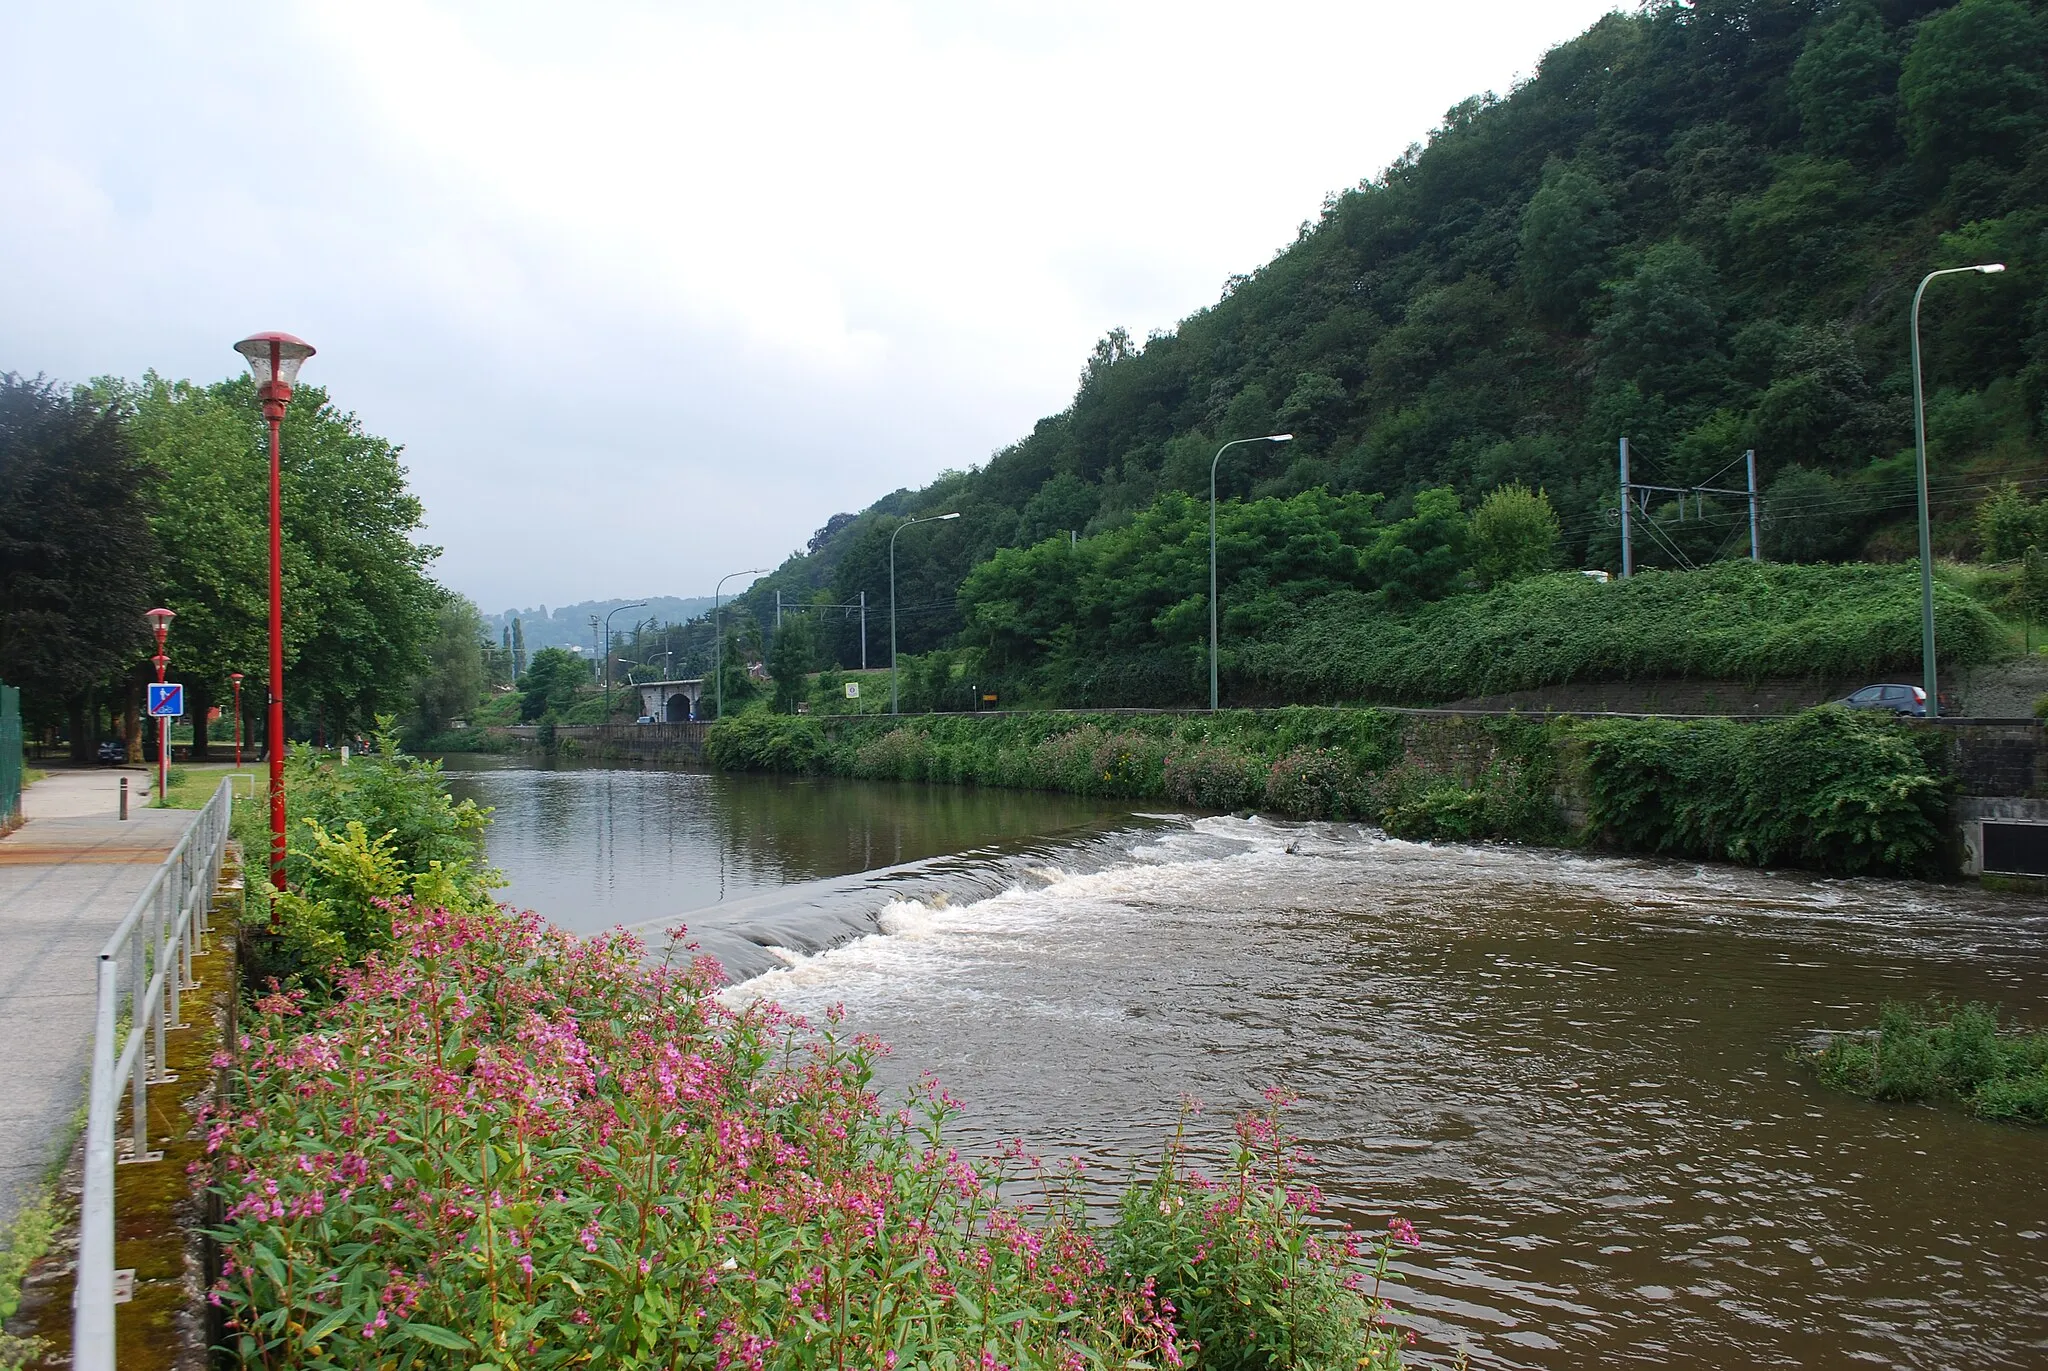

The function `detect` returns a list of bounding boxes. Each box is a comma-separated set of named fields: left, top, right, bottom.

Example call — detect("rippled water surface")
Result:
left=445, top=755, right=2048, bottom=1369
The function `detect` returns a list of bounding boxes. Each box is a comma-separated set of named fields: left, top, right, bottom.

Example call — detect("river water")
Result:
left=441, top=754, right=2048, bottom=1370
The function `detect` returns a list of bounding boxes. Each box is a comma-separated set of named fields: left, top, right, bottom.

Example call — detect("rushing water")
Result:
left=442, top=754, right=2048, bottom=1370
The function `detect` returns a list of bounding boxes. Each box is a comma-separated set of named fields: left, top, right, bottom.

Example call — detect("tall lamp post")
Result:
left=229, top=671, right=244, bottom=768
left=1210, top=434, right=1293, bottom=710
left=1909, top=264, right=2004, bottom=718
left=234, top=331, right=315, bottom=892
left=145, top=609, right=175, bottom=802
left=890, top=513, right=960, bottom=714
left=713, top=569, right=768, bottom=720
left=602, top=601, right=647, bottom=722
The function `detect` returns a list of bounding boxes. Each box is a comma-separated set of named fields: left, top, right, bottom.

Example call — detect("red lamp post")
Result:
left=229, top=671, right=244, bottom=768
left=145, top=608, right=175, bottom=801
left=233, top=331, right=316, bottom=893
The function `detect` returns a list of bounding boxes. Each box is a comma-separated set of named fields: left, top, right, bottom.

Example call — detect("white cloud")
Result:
left=0, top=0, right=1619, bottom=610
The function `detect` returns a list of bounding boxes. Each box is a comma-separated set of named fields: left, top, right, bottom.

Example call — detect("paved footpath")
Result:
left=0, top=768, right=194, bottom=1235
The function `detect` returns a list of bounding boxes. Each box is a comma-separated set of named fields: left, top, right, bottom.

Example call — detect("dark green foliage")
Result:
left=1791, top=2, right=1902, bottom=161
left=518, top=646, right=588, bottom=721
left=768, top=614, right=815, bottom=713
left=0, top=375, right=157, bottom=747
left=1808, top=998, right=2048, bottom=1123
left=1245, top=561, right=2004, bottom=704
left=1578, top=706, right=1948, bottom=875
left=1897, top=0, right=2048, bottom=173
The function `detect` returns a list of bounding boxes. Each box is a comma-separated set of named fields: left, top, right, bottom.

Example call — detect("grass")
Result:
left=1803, top=999, right=2048, bottom=1123
left=0, top=1098, right=84, bottom=1371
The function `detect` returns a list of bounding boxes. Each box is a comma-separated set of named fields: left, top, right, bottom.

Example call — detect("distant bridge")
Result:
left=633, top=678, right=705, bottom=722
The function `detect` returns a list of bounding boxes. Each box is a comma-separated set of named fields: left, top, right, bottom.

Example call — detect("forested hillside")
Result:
left=726, top=0, right=2047, bottom=699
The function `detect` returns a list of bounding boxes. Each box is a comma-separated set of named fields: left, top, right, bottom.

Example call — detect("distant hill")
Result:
left=727, top=0, right=2047, bottom=672
left=485, top=597, right=716, bottom=653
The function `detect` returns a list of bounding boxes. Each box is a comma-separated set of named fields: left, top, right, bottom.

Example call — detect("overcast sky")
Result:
left=2, top=1, right=1619, bottom=613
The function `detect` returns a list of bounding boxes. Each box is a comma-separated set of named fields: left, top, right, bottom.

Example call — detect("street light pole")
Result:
left=602, top=602, right=647, bottom=723
left=233, top=332, right=314, bottom=892
left=713, top=569, right=768, bottom=720
left=229, top=672, right=243, bottom=769
left=1910, top=263, right=2005, bottom=719
left=1210, top=434, right=1293, bottom=710
left=891, top=513, right=961, bottom=714
left=145, top=609, right=174, bottom=802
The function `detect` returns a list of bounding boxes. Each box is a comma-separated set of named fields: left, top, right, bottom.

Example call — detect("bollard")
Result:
left=119, top=776, right=128, bottom=821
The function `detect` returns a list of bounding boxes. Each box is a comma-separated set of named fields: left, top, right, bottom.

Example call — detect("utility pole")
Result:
left=1618, top=435, right=1633, bottom=578
left=859, top=591, right=867, bottom=670
left=775, top=590, right=782, bottom=631
left=1746, top=449, right=1760, bottom=562
left=589, top=615, right=601, bottom=683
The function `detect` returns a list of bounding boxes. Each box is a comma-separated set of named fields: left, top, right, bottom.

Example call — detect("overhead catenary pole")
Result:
left=891, top=513, right=961, bottom=714
left=1618, top=436, right=1633, bottom=579
left=1746, top=449, right=1761, bottom=562
left=1210, top=434, right=1293, bottom=710
left=1910, top=263, right=2006, bottom=719
left=603, top=601, right=647, bottom=723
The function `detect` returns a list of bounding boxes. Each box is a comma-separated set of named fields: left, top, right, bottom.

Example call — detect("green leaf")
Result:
left=398, top=1322, right=476, bottom=1350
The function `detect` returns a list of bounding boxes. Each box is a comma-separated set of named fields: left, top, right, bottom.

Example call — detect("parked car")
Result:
left=1837, top=684, right=1927, bottom=717
left=635, top=715, right=657, bottom=725
left=95, top=738, right=127, bottom=764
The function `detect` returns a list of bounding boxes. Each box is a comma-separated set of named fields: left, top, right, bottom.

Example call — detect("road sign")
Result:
left=844, top=682, right=860, bottom=699
left=147, top=683, right=184, bottom=718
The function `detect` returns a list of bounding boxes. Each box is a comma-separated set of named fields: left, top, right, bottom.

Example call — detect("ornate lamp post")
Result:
left=1209, top=434, right=1292, bottom=710
left=229, top=672, right=244, bottom=768
left=145, top=608, right=175, bottom=801
left=233, top=331, right=315, bottom=890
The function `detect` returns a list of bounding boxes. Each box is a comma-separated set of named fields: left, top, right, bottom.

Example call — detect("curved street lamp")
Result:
left=713, top=569, right=768, bottom=719
left=602, top=601, right=647, bottom=722
left=891, top=513, right=960, bottom=714
left=233, top=330, right=315, bottom=890
left=1910, top=264, right=2005, bottom=718
left=1210, top=434, right=1292, bottom=710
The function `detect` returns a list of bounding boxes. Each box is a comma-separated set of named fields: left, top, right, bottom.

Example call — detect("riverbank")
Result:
left=704, top=705, right=1972, bottom=877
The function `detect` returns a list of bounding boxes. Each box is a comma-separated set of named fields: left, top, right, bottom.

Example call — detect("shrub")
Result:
left=704, top=711, right=830, bottom=772
left=850, top=726, right=929, bottom=781
left=1806, top=998, right=2048, bottom=1124
left=208, top=909, right=1408, bottom=1368
left=1162, top=742, right=1266, bottom=811
left=1090, top=730, right=1166, bottom=798
left=1263, top=747, right=1366, bottom=819
left=1579, top=706, right=1948, bottom=875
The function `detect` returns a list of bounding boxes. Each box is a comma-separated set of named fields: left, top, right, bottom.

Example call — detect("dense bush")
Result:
left=1806, top=999, right=2048, bottom=1123
left=1579, top=706, right=1949, bottom=875
left=208, top=908, right=1413, bottom=1369
left=1262, top=748, right=1367, bottom=819
left=1244, top=562, right=2009, bottom=704
left=242, top=732, right=499, bottom=990
left=1162, top=742, right=1268, bottom=812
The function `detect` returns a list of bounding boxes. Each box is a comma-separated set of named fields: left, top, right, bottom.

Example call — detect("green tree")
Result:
left=1898, top=0, right=2048, bottom=172
left=1790, top=2, right=1901, bottom=161
left=768, top=615, right=815, bottom=714
left=1517, top=162, right=1619, bottom=327
left=1764, top=465, right=1868, bottom=563
left=518, top=646, right=587, bottom=721
left=0, top=375, right=157, bottom=757
left=409, top=591, right=487, bottom=739
left=1596, top=242, right=1728, bottom=401
left=1977, top=482, right=2048, bottom=562
left=1469, top=483, right=1561, bottom=587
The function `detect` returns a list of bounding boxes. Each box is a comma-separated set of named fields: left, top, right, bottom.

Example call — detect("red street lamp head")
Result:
left=230, top=671, right=243, bottom=684
left=145, top=606, right=175, bottom=640
left=233, top=331, right=316, bottom=417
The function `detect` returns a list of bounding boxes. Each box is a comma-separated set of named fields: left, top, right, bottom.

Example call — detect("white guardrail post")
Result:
left=74, top=778, right=236, bottom=1370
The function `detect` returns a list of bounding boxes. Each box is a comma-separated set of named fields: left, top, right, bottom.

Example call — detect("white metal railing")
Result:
left=74, top=779, right=236, bottom=1370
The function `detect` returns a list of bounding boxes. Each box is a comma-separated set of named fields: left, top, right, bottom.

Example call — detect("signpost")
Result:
left=146, top=682, right=183, bottom=801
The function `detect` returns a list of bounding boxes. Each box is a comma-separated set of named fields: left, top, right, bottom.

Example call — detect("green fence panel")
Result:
left=1, top=682, right=20, bottom=826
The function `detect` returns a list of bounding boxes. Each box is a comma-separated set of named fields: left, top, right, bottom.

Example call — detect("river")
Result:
left=441, top=753, right=2048, bottom=1370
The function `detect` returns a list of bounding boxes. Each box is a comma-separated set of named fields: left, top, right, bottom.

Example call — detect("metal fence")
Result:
left=1, top=681, right=20, bottom=827
left=73, top=778, right=236, bottom=1370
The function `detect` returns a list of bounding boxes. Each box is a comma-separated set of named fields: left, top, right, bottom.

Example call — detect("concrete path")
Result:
left=0, top=769, right=195, bottom=1235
